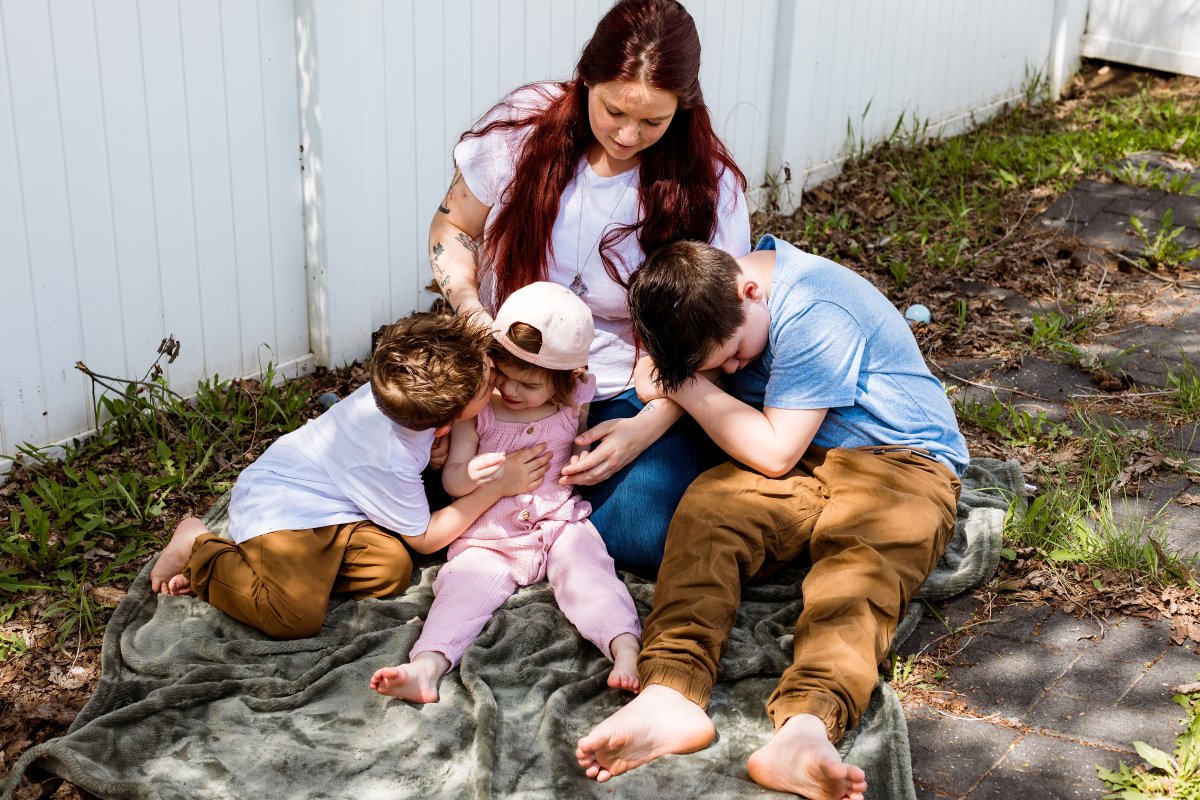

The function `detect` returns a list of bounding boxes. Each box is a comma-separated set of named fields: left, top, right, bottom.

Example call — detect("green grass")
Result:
left=1009, top=489, right=1191, bottom=583
left=996, top=413, right=1198, bottom=585
left=1167, top=354, right=1200, bottom=420
left=954, top=397, right=1072, bottom=450
left=1108, top=160, right=1200, bottom=195
left=1022, top=309, right=1088, bottom=362
left=1015, top=303, right=1130, bottom=374
left=0, top=358, right=312, bottom=649
left=786, top=75, right=1200, bottom=281
left=953, top=394, right=1195, bottom=581
left=954, top=378, right=1197, bottom=586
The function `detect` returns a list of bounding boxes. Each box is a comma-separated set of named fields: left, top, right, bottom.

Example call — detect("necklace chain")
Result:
left=572, top=163, right=636, bottom=297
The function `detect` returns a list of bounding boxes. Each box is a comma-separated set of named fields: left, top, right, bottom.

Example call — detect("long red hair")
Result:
left=459, top=0, right=746, bottom=309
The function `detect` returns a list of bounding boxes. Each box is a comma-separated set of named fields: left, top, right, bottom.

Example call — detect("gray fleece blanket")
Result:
left=2, top=458, right=1020, bottom=800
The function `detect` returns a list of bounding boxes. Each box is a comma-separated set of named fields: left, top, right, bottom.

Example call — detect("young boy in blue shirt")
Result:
left=150, top=313, right=550, bottom=640
left=576, top=237, right=968, bottom=800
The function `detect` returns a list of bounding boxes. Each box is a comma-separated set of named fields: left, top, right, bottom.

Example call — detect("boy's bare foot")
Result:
left=606, top=633, right=640, bottom=692
left=746, top=713, right=867, bottom=800
left=576, top=684, right=715, bottom=782
left=370, top=651, right=450, bottom=704
left=150, top=517, right=208, bottom=593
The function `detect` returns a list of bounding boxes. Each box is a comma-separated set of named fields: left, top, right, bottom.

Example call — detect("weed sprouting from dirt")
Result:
left=1098, top=680, right=1200, bottom=798
left=1167, top=354, right=1200, bottom=420
left=1130, top=209, right=1200, bottom=270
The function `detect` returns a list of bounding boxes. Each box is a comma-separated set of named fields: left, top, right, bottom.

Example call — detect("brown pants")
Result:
left=183, top=521, right=413, bottom=639
left=638, top=445, right=961, bottom=742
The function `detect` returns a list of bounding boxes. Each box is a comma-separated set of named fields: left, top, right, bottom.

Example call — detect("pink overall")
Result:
left=411, top=376, right=641, bottom=667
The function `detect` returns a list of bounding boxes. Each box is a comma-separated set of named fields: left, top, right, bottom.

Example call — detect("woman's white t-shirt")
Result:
left=453, top=83, right=752, bottom=400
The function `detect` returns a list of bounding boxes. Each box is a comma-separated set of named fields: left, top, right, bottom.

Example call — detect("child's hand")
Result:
left=467, top=452, right=506, bottom=484
left=429, top=434, right=451, bottom=470
left=495, top=443, right=551, bottom=496
left=633, top=356, right=667, bottom=403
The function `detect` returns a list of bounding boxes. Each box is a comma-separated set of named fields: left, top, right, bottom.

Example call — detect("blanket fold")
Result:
left=2, top=458, right=1019, bottom=800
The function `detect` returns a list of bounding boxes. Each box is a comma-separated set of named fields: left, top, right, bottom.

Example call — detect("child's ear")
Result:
left=737, top=278, right=763, bottom=302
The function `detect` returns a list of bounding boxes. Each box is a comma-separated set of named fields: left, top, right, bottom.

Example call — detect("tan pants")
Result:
left=183, top=521, right=413, bottom=639
left=638, top=445, right=961, bottom=742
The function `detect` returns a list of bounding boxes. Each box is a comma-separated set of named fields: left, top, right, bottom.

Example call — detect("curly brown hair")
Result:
left=370, top=312, right=493, bottom=430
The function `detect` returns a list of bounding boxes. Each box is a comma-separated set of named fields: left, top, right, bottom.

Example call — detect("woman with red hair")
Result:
left=429, top=0, right=750, bottom=576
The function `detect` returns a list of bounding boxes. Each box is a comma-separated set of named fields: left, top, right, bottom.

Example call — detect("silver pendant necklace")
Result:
left=572, top=162, right=636, bottom=297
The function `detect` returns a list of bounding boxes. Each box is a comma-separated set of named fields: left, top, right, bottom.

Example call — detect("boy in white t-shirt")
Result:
left=149, top=313, right=552, bottom=640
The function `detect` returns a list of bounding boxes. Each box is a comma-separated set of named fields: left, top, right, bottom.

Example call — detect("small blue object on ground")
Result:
left=904, top=304, right=932, bottom=325
left=317, top=392, right=339, bottom=411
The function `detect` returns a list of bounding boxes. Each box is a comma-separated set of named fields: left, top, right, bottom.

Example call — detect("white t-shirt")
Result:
left=226, top=383, right=434, bottom=544
left=453, top=83, right=752, bottom=400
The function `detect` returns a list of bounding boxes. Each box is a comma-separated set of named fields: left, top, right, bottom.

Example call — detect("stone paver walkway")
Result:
left=901, top=601, right=1196, bottom=798
left=907, top=157, right=1200, bottom=798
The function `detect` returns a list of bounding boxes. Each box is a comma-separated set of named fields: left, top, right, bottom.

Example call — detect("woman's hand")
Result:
left=560, top=418, right=650, bottom=486
left=559, top=399, right=682, bottom=486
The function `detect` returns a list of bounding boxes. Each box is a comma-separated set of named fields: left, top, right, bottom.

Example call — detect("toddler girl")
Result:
left=370, top=282, right=642, bottom=703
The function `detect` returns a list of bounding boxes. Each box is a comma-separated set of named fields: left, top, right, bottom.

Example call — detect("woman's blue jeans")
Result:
left=580, top=388, right=723, bottom=577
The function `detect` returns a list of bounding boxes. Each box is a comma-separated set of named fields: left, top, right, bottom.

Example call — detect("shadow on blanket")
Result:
left=1, top=459, right=1020, bottom=800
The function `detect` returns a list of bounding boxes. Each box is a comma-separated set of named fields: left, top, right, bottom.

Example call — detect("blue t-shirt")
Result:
left=725, top=235, right=969, bottom=476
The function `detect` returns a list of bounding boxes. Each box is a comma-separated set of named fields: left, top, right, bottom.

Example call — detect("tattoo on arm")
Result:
left=454, top=231, right=481, bottom=262
left=429, top=226, right=480, bottom=315
left=430, top=241, right=455, bottom=310
left=437, top=170, right=464, bottom=215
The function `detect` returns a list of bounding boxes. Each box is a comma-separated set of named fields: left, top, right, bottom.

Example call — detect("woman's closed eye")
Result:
left=606, top=105, right=665, bottom=127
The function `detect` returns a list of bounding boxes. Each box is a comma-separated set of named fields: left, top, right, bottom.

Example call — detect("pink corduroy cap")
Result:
left=492, top=282, right=594, bottom=370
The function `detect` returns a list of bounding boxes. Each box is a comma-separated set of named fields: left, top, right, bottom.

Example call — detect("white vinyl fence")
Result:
left=0, top=0, right=308, bottom=459
left=2, top=0, right=1091, bottom=459
left=1082, top=0, right=1200, bottom=77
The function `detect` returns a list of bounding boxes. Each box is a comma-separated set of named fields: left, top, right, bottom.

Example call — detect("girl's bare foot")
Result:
left=606, top=633, right=641, bottom=692
left=369, top=651, right=450, bottom=704
left=165, top=574, right=194, bottom=596
left=150, top=517, right=208, bottom=593
left=576, top=684, right=715, bottom=782
left=746, top=713, right=867, bottom=800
